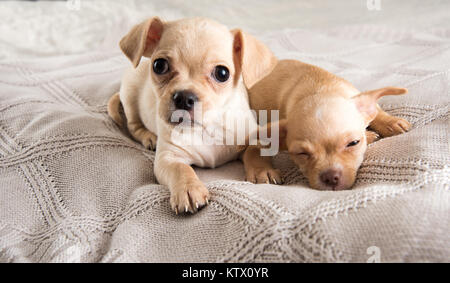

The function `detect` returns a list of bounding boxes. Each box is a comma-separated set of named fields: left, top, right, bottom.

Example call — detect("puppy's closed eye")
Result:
left=297, top=152, right=310, bottom=158
left=346, top=140, right=360, bottom=147
left=289, top=143, right=313, bottom=161
left=292, top=151, right=311, bottom=162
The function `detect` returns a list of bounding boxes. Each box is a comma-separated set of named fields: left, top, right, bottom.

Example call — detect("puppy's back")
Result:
left=248, top=59, right=353, bottom=119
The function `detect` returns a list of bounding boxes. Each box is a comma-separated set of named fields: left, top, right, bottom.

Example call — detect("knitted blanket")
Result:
left=0, top=25, right=449, bottom=262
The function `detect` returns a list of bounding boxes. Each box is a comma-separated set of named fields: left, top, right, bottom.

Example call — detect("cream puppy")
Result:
left=243, top=59, right=411, bottom=191
left=108, top=17, right=276, bottom=213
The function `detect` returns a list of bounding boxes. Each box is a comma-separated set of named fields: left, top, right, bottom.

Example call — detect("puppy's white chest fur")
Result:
left=162, top=85, right=256, bottom=168
left=181, top=142, right=242, bottom=168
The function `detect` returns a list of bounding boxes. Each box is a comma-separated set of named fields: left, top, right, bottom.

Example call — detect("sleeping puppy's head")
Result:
left=266, top=87, right=407, bottom=191
left=119, top=17, right=276, bottom=127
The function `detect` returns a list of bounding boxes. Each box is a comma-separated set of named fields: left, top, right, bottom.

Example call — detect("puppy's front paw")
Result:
left=170, top=181, right=210, bottom=214
left=246, top=167, right=283, bottom=185
left=366, top=130, right=380, bottom=144
left=375, top=116, right=412, bottom=138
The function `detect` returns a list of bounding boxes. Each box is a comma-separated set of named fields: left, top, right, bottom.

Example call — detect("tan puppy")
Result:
left=243, top=59, right=411, bottom=191
left=108, top=17, right=276, bottom=213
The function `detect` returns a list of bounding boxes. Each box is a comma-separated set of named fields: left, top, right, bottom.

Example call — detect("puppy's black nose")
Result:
left=320, top=169, right=342, bottom=189
left=172, top=91, right=198, bottom=111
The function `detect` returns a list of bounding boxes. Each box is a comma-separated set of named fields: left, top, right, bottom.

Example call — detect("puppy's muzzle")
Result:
left=173, top=90, right=198, bottom=111
left=169, top=90, right=199, bottom=125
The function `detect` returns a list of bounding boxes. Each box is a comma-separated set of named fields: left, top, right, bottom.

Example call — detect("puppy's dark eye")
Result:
left=347, top=140, right=360, bottom=147
left=213, top=65, right=230, bottom=83
left=153, top=58, right=169, bottom=75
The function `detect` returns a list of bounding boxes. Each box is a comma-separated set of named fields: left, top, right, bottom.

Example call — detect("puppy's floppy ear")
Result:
left=231, top=29, right=277, bottom=89
left=353, top=87, right=408, bottom=124
left=120, top=17, right=164, bottom=68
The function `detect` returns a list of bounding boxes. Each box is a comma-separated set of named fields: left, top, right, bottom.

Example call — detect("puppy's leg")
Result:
left=155, top=152, right=210, bottom=214
left=107, top=92, right=124, bottom=126
left=108, top=92, right=157, bottom=150
left=369, top=105, right=411, bottom=138
left=127, top=120, right=157, bottom=150
left=242, top=146, right=282, bottom=184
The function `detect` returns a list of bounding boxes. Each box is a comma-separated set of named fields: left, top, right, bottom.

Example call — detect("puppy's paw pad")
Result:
left=246, top=168, right=283, bottom=185
left=170, top=182, right=210, bottom=214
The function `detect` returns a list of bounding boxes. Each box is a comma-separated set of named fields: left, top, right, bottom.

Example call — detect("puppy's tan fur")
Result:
left=108, top=17, right=276, bottom=213
left=244, top=59, right=411, bottom=190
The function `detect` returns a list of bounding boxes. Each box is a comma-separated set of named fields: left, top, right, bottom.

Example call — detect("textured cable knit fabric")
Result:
left=0, top=26, right=449, bottom=262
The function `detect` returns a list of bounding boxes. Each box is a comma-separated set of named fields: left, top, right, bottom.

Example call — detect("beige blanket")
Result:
left=0, top=25, right=449, bottom=262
